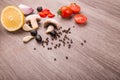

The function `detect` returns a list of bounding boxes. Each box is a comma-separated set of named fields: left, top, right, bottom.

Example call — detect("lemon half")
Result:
left=1, top=6, right=24, bottom=31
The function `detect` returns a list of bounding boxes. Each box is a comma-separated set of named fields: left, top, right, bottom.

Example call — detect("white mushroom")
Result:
left=44, top=19, right=60, bottom=34
left=22, top=14, right=41, bottom=31
left=23, top=36, right=34, bottom=43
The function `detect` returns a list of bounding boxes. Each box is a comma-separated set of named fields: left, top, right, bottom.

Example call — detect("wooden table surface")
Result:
left=0, top=0, right=120, bottom=80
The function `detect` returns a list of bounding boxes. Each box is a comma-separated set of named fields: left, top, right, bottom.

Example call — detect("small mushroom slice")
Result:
left=23, top=36, right=34, bottom=43
left=44, top=19, right=60, bottom=34
left=23, top=14, right=41, bottom=31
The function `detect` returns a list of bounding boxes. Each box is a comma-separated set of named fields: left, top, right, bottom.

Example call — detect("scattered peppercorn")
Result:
left=57, top=34, right=60, bottom=38
left=42, top=42, right=44, bottom=47
left=54, top=46, right=57, bottom=49
left=51, top=38, right=54, bottom=41
left=46, top=37, right=49, bottom=40
left=58, top=43, right=61, bottom=47
left=47, top=47, right=52, bottom=50
left=68, top=44, right=71, bottom=49
left=51, top=42, right=53, bottom=45
left=68, top=28, right=71, bottom=31
left=81, top=43, right=84, bottom=46
left=71, top=39, right=73, bottom=44
left=64, top=35, right=67, bottom=38
left=66, top=56, right=68, bottom=59
left=34, top=48, right=36, bottom=50
left=31, top=26, right=74, bottom=50
left=62, top=28, right=71, bottom=34
left=59, top=39, right=62, bottom=42
left=48, top=48, right=50, bottom=50
left=67, top=42, right=69, bottom=44
left=54, top=58, right=56, bottom=61
left=55, top=44, right=58, bottom=47
left=49, top=48, right=52, bottom=50
left=69, top=32, right=71, bottom=34
left=84, top=40, right=86, bottom=43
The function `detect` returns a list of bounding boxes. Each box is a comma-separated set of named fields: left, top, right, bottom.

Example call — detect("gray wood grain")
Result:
left=0, top=0, right=120, bottom=80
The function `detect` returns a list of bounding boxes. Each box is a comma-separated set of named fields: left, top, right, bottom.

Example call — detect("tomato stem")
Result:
left=57, top=10, right=61, bottom=15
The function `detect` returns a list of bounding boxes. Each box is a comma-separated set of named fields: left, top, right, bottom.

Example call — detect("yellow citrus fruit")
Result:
left=1, top=6, right=25, bottom=31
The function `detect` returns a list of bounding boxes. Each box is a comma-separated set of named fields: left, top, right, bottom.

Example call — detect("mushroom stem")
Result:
left=22, top=24, right=33, bottom=31
left=46, top=25, right=55, bottom=34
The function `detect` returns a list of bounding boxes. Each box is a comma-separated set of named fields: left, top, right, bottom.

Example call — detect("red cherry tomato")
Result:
left=69, top=3, right=81, bottom=14
left=74, top=14, right=87, bottom=24
left=48, top=12, right=55, bottom=18
left=58, top=6, right=73, bottom=18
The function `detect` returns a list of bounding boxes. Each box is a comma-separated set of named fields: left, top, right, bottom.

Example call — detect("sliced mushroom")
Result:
left=22, top=24, right=33, bottom=31
left=44, top=19, right=60, bottom=34
left=23, top=36, right=34, bottom=43
left=22, top=14, right=41, bottom=31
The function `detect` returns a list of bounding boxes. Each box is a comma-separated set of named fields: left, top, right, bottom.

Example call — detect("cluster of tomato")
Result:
left=58, top=3, right=87, bottom=24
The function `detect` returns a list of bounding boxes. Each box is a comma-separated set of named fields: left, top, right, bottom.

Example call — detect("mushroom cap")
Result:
left=44, top=19, right=60, bottom=29
left=26, top=14, right=41, bottom=21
